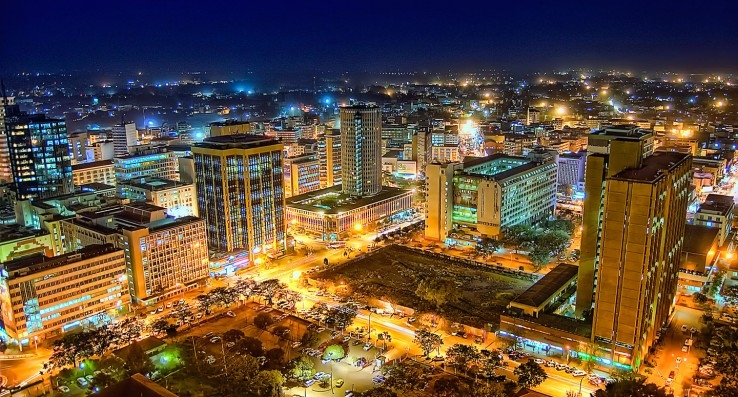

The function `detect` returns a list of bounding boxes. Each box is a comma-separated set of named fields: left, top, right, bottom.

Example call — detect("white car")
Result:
left=58, top=386, right=71, bottom=393
left=76, top=378, right=89, bottom=387
left=226, top=311, right=236, bottom=318
left=363, top=342, right=373, bottom=351
left=572, top=370, right=587, bottom=377
left=534, top=358, right=546, bottom=365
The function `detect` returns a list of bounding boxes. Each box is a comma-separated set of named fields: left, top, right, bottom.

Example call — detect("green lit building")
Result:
left=425, top=154, right=557, bottom=241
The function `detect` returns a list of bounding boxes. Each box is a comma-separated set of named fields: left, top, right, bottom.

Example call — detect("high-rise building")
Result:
left=425, top=153, right=557, bottom=240
left=0, top=96, right=16, bottom=183
left=0, top=244, right=129, bottom=343
left=112, top=121, right=137, bottom=156
left=340, top=105, right=382, bottom=197
left=208, top=120, right=253, bottom=137
left=3, top=107, right=73, bottom=200
left=575, top=126, right=655, bottom=315
left=591, top=151, right=691, bottom=369
left=284, top=154, right=320, bottom=198
left=318, top=130, right=341, bottom=188
left=192, top=135, right=286, bottom=259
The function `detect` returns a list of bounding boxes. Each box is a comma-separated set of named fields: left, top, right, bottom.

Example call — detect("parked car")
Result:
left=534, top=358, right=546, bottom=365
left=304, top=379, right=316, bottom=387
left=77, top=378, right=89, bottom=388
left=226, top=311, right=236, bottom=318
left=363, top=342, right=374, bottom=351
left=572, top=370, right=587, bottom=377
left=58, top=386, right=71, bottom=393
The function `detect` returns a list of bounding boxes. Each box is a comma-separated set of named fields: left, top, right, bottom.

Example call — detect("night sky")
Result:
left=2, top=0, right=738, bottom=74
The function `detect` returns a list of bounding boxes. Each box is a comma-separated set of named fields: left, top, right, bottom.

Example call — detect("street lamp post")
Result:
left=578, top=375, right=585, bottom=396
left=367, top=312, right=373, bottom=341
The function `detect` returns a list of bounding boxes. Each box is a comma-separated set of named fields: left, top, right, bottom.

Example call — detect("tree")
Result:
left=709, top=270, right=726, bottom=297
left=196, top=294, right=214, bottom=313
left=446, top=343, right=480, bottom=372
left=356, top=387, right=398, bottom=397
left=234, top=337, right=265, bottom=357
left=272, top=325, right=291, bottom=339
left=477, top=382, right=506, bottom=397
left=286, top=356, right=315, bottom=382
left=325, top=304, right=359, bottom=331
left=250, top=370, right=285, bottom=397
left=223, top=328, right=246, bottom=342
left=502, top=225, right=538, bottom=253
left=413, top=329, right=443, bottom=356
left=722, top=284, right=738, bottom=306
left=126, top=341, right=154, bottom=377
left=301, top=331, right=320, bottom=347
left=708, top=377, right=738, bottom=397
left=514, top=361, right=547, bottom=389
left=537, top=230, right=571, bottom=255
left=254, top=312, right=273, bottom=329
left=693, top=292, right=709, bottom=304
left=264, top=348, right=285, bottom=369
left=415, top=278, right=461, bottom=309
left=0, top=339, right=7, bottom=354
left=211, top=286, right=238, bottom=308
left=480, top=349, right=502, bottom=375
left=475, top=238, right=501, bottom=257
left=218, top=354, right=260, bottom=396
left=380, top=362, right=425, bottom=393
left=595, top=378, right=671, bottom=397
left=528, top=246, right=551, bottom=271
left=432, top=375, right=469, bottom=397
left=91, top=372, right=116, bottom=391
left=150, top=319, right=170, bottom=335
left=323, top=344, right=345, bottom=360
left=258, top=279, right=284, bottom=305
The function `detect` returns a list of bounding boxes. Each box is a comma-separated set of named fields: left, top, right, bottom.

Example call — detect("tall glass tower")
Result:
left=339, top=104, right=381, bottom=197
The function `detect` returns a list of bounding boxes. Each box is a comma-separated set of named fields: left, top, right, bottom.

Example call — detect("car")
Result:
left=264, top=307, right=273, bottom=313
left=407, top=317, right=417, bottom=323
left=546, top=360, right=556, bottom=367
left=451, top=331, right=466, bottom=338
left=77, top=377, right=89, bottom=387
left=343, top=336, right=351, bottom=343
left=226, top=342, right=235, bottom=348
left=256, top=305, right=266, bottom=311
left=556, top=363, right=568, bottom=371
left=314, top=372, right=328, bottom=380
left=226, top=311, right=236, bottom=318
left=572, top=370, right=587, bottom=377
left=304, top=379, right=317, bottom=387
left=335, top=378, right=345, bottom=388
left=681, top=324, right=688, bottom=332
left=166, top=302, right=172, bottom=309
left=352, top=339, right=363, bottom=346
left=690, top=327, right=698, bottom=334
left=292, top=341, right=302, bottom=348
left=206, top=356, right=216, bottom=364
left=316, top=327, right=325, bottom=333
left=432, top=355, right=445, bottom=362
left=196, top=313, right=203, bottom=319
left=101, top=368, right=113, bottom=376
left=204, top=332, right=214, bottom=338
left=150, top=309, right=158, bottom=315
left=534, top=358, right=546, bottom=365
left=363, top=342, right=374, bottom=351
left=372, top=375, right=386, bottom=384
left=676, top=357, right=682, bottom=364
left=210, top=336, right=221, bottom=343
left=85, top=375, right=94, bottom=383
left=58, top=385, right=71, bottom=393
left=682, top=345, right=689, bottom=352
left=257, top=356, right=267, bottom=365
left=344, top=392, right=354, bottom=397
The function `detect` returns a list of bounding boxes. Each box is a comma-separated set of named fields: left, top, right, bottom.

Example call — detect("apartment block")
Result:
left=72, top=160, right=116, bottom=187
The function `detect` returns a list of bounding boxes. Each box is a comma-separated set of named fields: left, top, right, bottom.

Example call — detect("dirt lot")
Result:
left=318, top=245, right=532, bottom=328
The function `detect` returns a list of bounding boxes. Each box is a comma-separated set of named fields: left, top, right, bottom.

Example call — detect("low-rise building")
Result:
left=284, top=154, right=320, bottom=198
left=118, top=177, right=197, bottom=217
left=114, top=148, right=178, bottom=183
left=695, top=194, right=734, bottom=246
left=679, top=224, right=719, bottom=293
left=0, top=244, right=129, bottom=344
left=71, top=160, right=116, bottom=187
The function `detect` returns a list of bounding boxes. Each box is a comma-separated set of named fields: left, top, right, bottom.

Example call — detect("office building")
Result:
left=340, top=105, right=382, bottom=197
left=192, top=135, right=286, bottom=259
left=557, top=151, right=586, bottom=190
left=425, top=154, right=557, bottom=241
left=592, top=151, right=691, bottom=369
left=3, top=107, right=73, bottom=200
left=286, top=186, right=413, bottom=240
left=72, top=160, right=116, bottom=187
left=284, top=154, right=321, bottom=198
left=576, top=126, right=655, bottom=315
left=118, top=177, right=197, bottom=217
left=526, top=108, right=541, bottom=125
left=86, top=141, right=115, bottom=162
left=114, top=148, right=178, bottom=183
left=0, top=225, right=53, bottom=263
left=61, top=203, right=208, bottom=305
left=318, top=130, right=341, bottom=188
left=68, top=132, right=88, bottom=163
left=0, top=244, right=129, bottom=343
left=0, top=97, right=15, bottom=183
left=112, top=122, right=137, bottom=156
left=694, top=194, right=734, bottom=246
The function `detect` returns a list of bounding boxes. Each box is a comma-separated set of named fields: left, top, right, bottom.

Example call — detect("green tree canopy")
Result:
left=514, top=361, right=547, bottom=389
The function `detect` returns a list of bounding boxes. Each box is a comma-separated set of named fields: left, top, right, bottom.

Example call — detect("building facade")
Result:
left=284, top=154, right=321, bottom=198
left=592, top=151, right=691, bottom=370
left=556, top=151, right=586, bottom=190
left=340, top=105, right=382, bottom=197
left=114, top=148, right=178, bottom=183
left=192, top=135, right=286, bottom=259
left=3, top=107, right=73, bottom=200
left=694, top=194, right=734, bottom=246
left=318, top=130, right=341, bottom=188
left=0, top=244, right=129, bottom=343
left=112, top=122, right=137, bottom=157
left=72, top=160, right=116, bottom=187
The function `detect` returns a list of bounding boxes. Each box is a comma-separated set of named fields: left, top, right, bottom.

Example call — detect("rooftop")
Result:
left=683, top=224, right=719, bottom=254
left=461, top=153, right=553, bottom=182
left=71, top=160, right=114, bottom=171
left=0, top=225, right=49, bottom=244
left=610, top=151, right=690, bottom=182
left=286, top=185, right=411, bottom=214
left=512, top=263, right=579, bottom=308
left=590, top=124, right=652, bottom=139
left=121, top=177, right=193, bottom=191
left=194, top=134, right=279, bottom=150
left=699, top=194, right=734, bottom=215
left=3, top=244, right=120, bottom=276
left=113, top=337, right=167, bottom=361
left=98, top=373, right=177, bottom=397
left=209, top=119, right=251, bottom=127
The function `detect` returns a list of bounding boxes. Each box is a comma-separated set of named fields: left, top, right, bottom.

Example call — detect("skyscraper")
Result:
left=0, top=96, right=15, bottom=183
left=576, top=126, right=655, bottom=316
left=112, top=121, right=137, bottom=156
left=3, top=106, right=73, bottom=200
left=339, top=105, right=381, bottom=197
left=192, top=135, right=286, bottom=260
left=591, top=150, right=691, bottom=369
left=318, top=129, right=342, bottom=188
